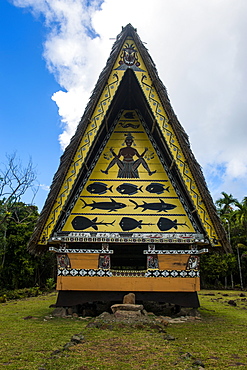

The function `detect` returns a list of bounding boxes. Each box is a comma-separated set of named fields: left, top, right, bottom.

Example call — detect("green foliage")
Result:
left=237, top=243, right=247, bottom=249
left=212, top=192, right=247, bottom=288
left=200, top=253, right=229, bottom=288
left=0, top=201, right=55, bottom=290
left=0, top=203, right=37, bottom=287
left=44, top=278, right=56, bottom=292
left=0, top=287, right=42, bottom=301
left=0, top=154, right=55, bottom=291
left=0, top=202, right=55, bottom=290
left=0, top=280, right=56, bottom=302
left=215, top=192, right=238, bottom=216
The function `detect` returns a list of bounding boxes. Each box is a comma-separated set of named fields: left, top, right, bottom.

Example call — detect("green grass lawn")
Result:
left=0, top=290, right=246, bottom=369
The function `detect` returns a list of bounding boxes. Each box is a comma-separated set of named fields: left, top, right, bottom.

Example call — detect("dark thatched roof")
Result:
left=28, top=24, right=231, bottom=254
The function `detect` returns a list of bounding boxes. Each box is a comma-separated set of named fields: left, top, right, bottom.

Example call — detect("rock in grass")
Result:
left=228, top=300, right=237, bottom=306
left=63, top=342, right=75, bottom=350
left=97, top=311, right=112, bottom=319
left=71, top=334, right=84, bottom=344
left=52, top=307, right=67, bottom=317
left=24, top=315, right=39, bottom=320
left=164, top=334, right=175, bottom=341
left=180, top=352, right=194, bottom=359
left=192, top=359, right=205, bottom=367
left=51, top=349, right=62, bottom=356
left=155, top=316, right=169, bottom=326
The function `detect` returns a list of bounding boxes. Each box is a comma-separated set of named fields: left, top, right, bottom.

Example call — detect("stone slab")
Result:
left=111, top=303, right=144, bottom=313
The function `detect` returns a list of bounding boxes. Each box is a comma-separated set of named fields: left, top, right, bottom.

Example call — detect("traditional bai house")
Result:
left=29, top=24, right=230, bottom=309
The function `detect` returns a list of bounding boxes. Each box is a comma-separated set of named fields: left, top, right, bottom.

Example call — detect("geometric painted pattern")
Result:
left=57, top=268, right=200, bottom=278
left=143, top=249, right=208, bottom=255
left=49, top=247, right=113, bottom=254
left=52, top=235, right=202, bottom=245
left=50, top=246, right=207, bottom=255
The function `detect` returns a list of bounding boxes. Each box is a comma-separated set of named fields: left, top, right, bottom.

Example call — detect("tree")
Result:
left=215, top=192, right=238, bottom=216
left=0, top=202, right=38, bottom=289
left=0, top=154, right=55, bottom=291
left=200, top=253, right=229, bottom=288
left=213, top=193, right=247, bottom=288
left=232, top=197, right=247, bottom=231
left=0, top=202, right=55, bottom=290
left=230, top=199, right=247, bottom=289
left=0, top=153, right=38, bottom=267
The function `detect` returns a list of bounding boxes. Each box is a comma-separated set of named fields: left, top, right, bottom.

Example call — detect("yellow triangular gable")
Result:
left=39, top=37, right=219, bottom=246
left=57, top=110, right=202, bottom=243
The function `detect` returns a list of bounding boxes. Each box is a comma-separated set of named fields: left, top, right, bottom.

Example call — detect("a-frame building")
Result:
left=29, top=24, right=230, bottom=308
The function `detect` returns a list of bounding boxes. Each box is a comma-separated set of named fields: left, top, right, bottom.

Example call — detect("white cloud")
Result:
left=13, top=0, right=108, bottom=150
left=13, top=0, right=247, bottom=201
left=51, top=87, right=89, bottom=149
left=39, top=184, right=50, bottom=192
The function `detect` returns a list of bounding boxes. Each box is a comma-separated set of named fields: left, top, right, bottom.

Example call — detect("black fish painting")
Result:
left=72, top=216, right=115, bottom=231
left=146, top=183, right=170, bottom=194
left=87, top=182, right=113, bottom=195
left=119, top=217, right=154, bottom=231
left=116, top=183, right=143, bottom=195
left=80, top=198, right=126, bottom=212
left=157, top=217, right=189, bottom=231
left=129, top=199, right=176, bottom=212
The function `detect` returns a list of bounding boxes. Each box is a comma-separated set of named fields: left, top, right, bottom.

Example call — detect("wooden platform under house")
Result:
left=29, top=24, right=230, bottom=308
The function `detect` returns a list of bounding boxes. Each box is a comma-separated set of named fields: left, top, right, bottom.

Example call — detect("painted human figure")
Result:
left=57, top=254, right=70, bottom=269
left=147, top=255, right=159, bottom=269
left=101, top=133, right=156, bottom=178
left=99, top=255, right=110, bottom=269
left=187, top=256, right=199, bottom=270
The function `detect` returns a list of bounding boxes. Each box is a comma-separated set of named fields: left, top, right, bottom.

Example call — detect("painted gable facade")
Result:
left=29, top=25, right=230, bottom=308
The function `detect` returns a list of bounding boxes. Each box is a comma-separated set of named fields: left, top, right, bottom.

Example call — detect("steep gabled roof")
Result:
left=29, top=24, right=230, bottom=254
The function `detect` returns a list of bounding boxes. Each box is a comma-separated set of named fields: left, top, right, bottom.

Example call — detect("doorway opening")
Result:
left=110, top=244, right=146, bottom=270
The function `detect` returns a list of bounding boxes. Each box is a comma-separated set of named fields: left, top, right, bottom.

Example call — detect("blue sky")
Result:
left=1, top=0, right=247, bottom=211
left=0, top=1, right=63, bottom=209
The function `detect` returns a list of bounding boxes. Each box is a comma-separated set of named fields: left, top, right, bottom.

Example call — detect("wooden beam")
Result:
left=151, top=120, right=156, bottom=134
